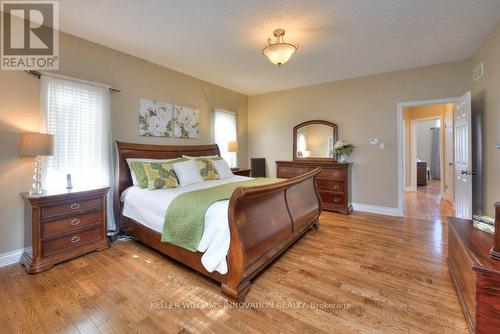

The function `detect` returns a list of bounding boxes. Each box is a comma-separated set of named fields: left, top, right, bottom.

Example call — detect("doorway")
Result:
left=398, top=92, right=473, bottom=219
left=397, top=92, right=477, bottom=219
left=401, top=103, right=454, bottom=220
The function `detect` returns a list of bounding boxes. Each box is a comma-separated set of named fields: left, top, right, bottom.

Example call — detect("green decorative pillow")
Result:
left=195, top=158, right=219, bottom=180
left=143, top=162, right=180, bottom=190
left=129, top=162, right=149, bottom=188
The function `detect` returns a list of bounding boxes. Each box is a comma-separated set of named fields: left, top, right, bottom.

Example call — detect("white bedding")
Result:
left=121, top=175, right=251, bottom=274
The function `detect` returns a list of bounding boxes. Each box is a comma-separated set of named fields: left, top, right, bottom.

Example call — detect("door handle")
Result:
left=448, top=162, right=453, bottom=166
left=460, top=170, right=467, bottom=175
left=471, top=170, right=478, bottom=176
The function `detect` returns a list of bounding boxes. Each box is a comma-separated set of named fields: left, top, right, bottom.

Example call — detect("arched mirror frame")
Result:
left=293, top=120, right=338, bottom=162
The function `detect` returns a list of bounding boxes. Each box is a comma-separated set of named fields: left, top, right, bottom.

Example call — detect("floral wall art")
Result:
left=139, top=98, right=199, bottom=138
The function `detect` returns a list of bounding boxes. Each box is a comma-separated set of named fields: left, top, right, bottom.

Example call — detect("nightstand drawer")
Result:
left=316, top=178, right=345, bottom=193
left=42, top=225, right=103, bottom=257
left=42, top=197, right=102, bottom=219
left=42, top=211, right=103, bottom=238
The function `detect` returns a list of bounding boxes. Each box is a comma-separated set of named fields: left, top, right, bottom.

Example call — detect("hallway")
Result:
left=404, top=180, right=455, bottom=220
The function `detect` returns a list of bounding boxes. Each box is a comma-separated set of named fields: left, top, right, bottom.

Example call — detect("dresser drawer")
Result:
left=318, top=191, right=344, bottom=206
left=277, top=166, right=311, bottom=178
left=42, top=225, right=103, bottom=257
left=316, top=178, right=345, bottom=193
left=42, top=197, right=102, bottom=220
left=42, top=211, right=103, bottom=238
left=319, top=168, right=346, bottom=180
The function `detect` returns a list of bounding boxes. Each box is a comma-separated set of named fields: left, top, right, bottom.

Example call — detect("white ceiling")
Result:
left=58, top=0, right=500, bottom=95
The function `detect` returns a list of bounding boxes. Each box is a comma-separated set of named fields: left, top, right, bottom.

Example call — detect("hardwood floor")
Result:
left=0, top=208, right=467, bottom=333
left=417, top=179, right=441, bottom=196
left=405, top=180, right=454, bottom=221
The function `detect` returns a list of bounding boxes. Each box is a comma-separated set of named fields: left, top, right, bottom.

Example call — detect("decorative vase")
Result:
left=338, top=153, right=348, bottom=163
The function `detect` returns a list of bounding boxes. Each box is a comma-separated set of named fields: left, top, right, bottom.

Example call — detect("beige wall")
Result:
left=248, top=60, right=470, bottom=209
left=471, top=21, right=500, bottom=217
left=0, top=32, right=247, bottom=254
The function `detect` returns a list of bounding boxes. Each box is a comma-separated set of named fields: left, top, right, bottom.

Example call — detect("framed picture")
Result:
left=173, top=105, right=199, bottom=139
left=139, top=99, right=174, bottom=137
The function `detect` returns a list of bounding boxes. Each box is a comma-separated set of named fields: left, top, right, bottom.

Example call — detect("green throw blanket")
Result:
left=161, top=178, right=283, bottom=251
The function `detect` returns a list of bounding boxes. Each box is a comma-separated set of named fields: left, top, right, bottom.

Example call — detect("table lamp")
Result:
left=227, top=141, right=239, bottom=153
left=20, top=133, right=54, bottom=196
left=227, top=141, right=239, bottom=168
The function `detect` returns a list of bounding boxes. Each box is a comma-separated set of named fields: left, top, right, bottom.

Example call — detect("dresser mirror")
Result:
left=293, top=120, right=338, bottom=161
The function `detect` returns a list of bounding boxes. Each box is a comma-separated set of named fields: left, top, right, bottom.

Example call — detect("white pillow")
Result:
left=126, top=157, right=180, bottom=186
left=211, top=159, right=234, bottom=179
left=173, top=159, right=204, bottom=186
left=182, top=154, right=219, bottom=159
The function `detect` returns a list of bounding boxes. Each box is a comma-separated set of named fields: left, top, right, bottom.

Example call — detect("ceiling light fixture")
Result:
left=262, top=28, right=298, bottom=67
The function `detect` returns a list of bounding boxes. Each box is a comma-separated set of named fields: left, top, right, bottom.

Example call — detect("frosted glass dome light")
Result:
left=262, top=28, right=298, bottom=66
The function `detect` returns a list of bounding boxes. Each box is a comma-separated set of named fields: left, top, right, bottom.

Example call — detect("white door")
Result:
left=444, top=108, right=454, bottom=205
left=454, top=92, right=472, bottom=219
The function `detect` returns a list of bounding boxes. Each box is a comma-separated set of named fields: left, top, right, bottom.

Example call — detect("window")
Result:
left=213, top=109, right=237, bottom=167
left=40, top=74, right=112, bottom=192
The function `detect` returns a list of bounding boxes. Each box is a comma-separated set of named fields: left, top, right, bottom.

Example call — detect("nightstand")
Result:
left=21, top=187, right=110, bottom=273
left=232, top=168, right=251, bottom=177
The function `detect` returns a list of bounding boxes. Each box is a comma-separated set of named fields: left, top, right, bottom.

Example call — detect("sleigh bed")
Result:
left=115, top=141, right=322, bottom=301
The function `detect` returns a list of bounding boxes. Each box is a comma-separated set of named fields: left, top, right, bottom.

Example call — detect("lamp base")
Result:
left=29, top=189, right=46, bottom=197
left=29, top=156, right=45, bottom=197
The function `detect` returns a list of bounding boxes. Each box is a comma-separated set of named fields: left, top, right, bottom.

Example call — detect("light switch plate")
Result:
left=379, top=143, right=385, bottom=150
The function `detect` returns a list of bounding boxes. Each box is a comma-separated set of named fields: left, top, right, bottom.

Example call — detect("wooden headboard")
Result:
left=114, top=141, right=220, bottom=227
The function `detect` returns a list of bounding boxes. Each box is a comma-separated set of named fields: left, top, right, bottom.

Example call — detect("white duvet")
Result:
left=121, top=175, right=251, bottom=274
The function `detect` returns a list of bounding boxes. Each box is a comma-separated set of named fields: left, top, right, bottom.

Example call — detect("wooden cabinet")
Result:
left=417, top=161, right=427, bottom=186
left=448, top=217, right=500, bottom=333
left=276, top=161, right=352, bottom=214
left=21, top=187, right=110, bottom=273
left=232, top=168, right=252, bottom=177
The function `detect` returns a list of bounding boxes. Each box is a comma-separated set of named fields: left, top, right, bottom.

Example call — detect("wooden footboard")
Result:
left=222, top=168, right=322, bottom=300
left=115, top=142, right=321, bottom=301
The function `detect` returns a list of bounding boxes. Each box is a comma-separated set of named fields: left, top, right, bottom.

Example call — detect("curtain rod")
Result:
left=24, top=70, right=121, bottom=93
left=213, top=108, right=238, bottom=116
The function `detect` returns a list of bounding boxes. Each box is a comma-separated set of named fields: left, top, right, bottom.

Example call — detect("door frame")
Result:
left=397, top=97, right=458, bottom=216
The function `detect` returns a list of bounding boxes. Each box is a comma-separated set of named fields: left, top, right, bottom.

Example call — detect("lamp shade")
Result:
left=227, top=141, right=239, bottom=153
left=262, top=43, right=297, bottom=66
left=20, top=133, right=54, bottom=157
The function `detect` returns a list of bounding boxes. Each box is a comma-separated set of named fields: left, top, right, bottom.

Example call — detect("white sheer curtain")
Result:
left=40, top=74, right=114, bottom=228
left=213, top=109, right=237, bottom=167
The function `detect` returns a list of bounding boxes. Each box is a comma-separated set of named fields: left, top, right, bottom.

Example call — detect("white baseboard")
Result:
left=0, top=248, right=24, bottom=268
left=404, top=186, right=413, bottom=192
left=352, top=203, right=400, bottom=217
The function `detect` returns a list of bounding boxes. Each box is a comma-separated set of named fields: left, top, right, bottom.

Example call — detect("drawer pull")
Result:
left=334, top=185, right=340, bottom=190
left=70, top=218, right=80, bottom=226
left=71, top=236, right=80, bottom=243
left=334, top=198, right=340, bottom=203
left=70, top=203, right=80, bottom=210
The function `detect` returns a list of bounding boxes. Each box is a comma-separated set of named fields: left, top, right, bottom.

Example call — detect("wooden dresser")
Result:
left=21, top=187, right=110, bottom=273
left=276, top=161, right=352, bottom=214
left=417, top=161, right=427, bottom=186
left=448, top=215, right=500, bottom=333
